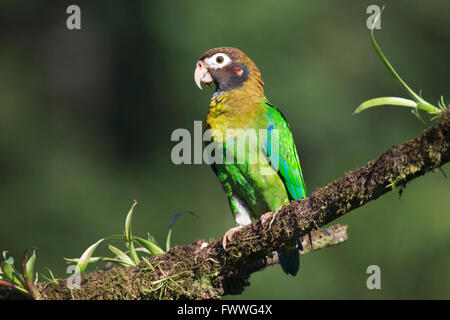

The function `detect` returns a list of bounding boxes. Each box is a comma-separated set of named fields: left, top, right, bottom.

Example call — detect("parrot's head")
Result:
left=194, top=47, right=263, bottom=94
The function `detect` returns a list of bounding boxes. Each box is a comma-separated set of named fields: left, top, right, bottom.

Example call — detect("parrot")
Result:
left=194, top=47, right=307, bottom=276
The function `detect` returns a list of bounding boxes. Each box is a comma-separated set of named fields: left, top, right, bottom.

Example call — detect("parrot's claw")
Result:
left=222, top=226, right=243, bottom=250
left=260, top=211, right=274, bottom=226
left=260, top=211, right=278, bottom=231
left=260, top=200, right=287, bottom=227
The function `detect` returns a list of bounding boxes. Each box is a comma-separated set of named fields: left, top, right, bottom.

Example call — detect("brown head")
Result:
left=194, top=47, right=264, bottom=96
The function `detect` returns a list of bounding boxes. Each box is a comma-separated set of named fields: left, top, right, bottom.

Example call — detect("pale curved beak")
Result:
left=194, top=60, right=213, bottom=90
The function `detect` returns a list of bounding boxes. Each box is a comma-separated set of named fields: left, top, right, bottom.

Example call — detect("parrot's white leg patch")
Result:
left=234, top=195, right=253, bottom=227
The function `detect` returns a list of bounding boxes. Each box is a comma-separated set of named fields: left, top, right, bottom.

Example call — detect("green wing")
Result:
left=265, top=102, right=307, bottom=200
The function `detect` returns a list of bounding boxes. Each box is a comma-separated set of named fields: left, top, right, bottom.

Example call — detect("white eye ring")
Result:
left=205, top=53, right=232, bottom=69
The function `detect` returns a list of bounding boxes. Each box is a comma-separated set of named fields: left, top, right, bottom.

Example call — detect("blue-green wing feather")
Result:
left=264, top=102, right=307, bottom=200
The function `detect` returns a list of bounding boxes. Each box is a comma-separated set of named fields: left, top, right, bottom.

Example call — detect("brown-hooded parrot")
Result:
left=194, top=47, right=307, bottom=276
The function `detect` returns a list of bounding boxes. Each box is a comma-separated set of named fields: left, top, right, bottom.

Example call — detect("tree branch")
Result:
left=234, top=224, right=348, bottom=277
left=4, top=108, right=449, bottom=300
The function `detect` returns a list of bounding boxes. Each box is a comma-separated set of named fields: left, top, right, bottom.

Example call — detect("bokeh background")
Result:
left=1, top=0, right=449, bottom=299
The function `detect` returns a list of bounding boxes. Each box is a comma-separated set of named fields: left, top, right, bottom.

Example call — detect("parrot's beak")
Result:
left=194, top=60, right=213, bottom=90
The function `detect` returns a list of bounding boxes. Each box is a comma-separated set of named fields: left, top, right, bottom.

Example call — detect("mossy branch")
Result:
left=3, top=108, right=450, bottom=300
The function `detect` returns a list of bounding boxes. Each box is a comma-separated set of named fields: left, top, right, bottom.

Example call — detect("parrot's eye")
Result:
left=207, top=53, right=232, bottom=69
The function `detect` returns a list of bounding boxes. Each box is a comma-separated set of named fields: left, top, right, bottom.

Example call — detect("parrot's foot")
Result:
left=260, top=211, right=274, bottom=227
left=260, top=200, right=287, bottom=228
left=222, top=226, right=243, bottom=250
left=260, top=211, right=278, bottom=231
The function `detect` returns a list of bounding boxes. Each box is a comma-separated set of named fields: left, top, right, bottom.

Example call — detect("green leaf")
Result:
left=104, top=234, right=129, bottom=241
left=147, top=232, right=158, bottom=245
left=133, top=236, right=165, bottom=256
left=165, top=229, right=173, bottom=253
left=354, top=97, right=418, bottom=114
left=411, top=108, right=425, bottom=124
left=166, top=211, right=197, bottom=252
left=65, top=234, right=154, bottom=264
left=65, top=256, right=104, bottom=264
left=25, top=249, right=36, bottom=283
left=66, top=256, right=130, bottom=265
left=125, top=200, right=139, bottom=264
left=0, top=261, right=25, bottom=288
left=41, top=267, right=58, bottom=284
left=75, top=238, right=104, bottom=275
left=128, top=241, right=140, bottom=264
left=21, top=249, right=41, bottom=299
left=438, top=95, right=448, bottom=111
left=125, top=200, right=137, bottom=242
left=108, top=244, right=135, bottom=266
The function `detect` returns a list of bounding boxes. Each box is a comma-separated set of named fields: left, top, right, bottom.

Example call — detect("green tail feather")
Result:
left=277, top=243, right=300, bottom=276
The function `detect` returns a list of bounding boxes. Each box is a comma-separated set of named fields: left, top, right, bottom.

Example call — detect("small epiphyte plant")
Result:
left=65, top=201, right=197, bottom=274
left=0, top=249, right=40, bottom=298
left=0, top=202, right=195, bottom=298
left=354, top=6, right=447, bottom=122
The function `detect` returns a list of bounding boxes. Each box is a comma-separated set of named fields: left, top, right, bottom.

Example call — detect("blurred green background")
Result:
left=1, top=0, right=449, bottom=299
